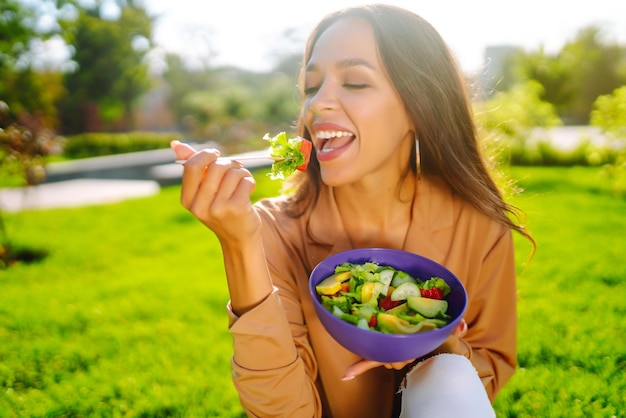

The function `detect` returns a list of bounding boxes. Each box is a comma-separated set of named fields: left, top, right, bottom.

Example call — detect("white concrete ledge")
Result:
left=0, top=179, right=160, bottom=212
left=44, top=143, right=271, bottom=184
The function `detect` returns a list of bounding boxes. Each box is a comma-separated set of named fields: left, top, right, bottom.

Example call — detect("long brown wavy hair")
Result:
left=285, top=4, right=534, bottom=245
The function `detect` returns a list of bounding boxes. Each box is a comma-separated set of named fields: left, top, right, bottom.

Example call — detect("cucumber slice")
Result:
left=384, top=302, right=410, bottom=315
left=390, top=271, right=418, bottom=288
left=378, top=269, right=394, bottom=296
left=357, top=318, right=370, bottom=330
left=390, top=282, right=421, bottom=301
left=407, top=296, right=448, bottom=318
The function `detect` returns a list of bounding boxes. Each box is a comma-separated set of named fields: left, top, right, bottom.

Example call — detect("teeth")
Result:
left=316, top=130, right=353, bottom=153
left=316, top=130, right=352, bottom=140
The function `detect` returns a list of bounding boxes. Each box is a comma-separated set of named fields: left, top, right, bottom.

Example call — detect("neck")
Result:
left=333, top=174, right=417, bottom=249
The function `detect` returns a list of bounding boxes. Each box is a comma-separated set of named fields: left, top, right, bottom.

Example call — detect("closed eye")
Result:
left=304, top=86, right=320, bottom=96
left=344, top=83, right=368, bottom=90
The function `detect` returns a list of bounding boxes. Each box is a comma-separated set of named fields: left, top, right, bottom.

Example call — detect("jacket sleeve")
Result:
left=226, top=205, right=323, bottom=417
left=434, top=226, right=517, bottom=402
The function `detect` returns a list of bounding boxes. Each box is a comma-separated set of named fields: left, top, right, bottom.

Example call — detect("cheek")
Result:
left=344, top=97, right=380, bottom=125
left=381, top=97, right=412, bottom=133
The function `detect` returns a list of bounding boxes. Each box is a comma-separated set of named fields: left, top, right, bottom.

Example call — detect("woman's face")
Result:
left=303, top=17, right=415, bottom=187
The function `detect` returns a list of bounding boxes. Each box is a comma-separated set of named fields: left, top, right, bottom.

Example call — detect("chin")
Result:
left=320, top=168, right=358, bottom=188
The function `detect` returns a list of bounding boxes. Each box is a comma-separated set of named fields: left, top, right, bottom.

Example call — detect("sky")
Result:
left=143, top=0, right=626, bottom=75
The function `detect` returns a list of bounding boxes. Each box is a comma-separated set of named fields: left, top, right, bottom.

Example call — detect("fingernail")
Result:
left=340, top=375, right=355, bottom=382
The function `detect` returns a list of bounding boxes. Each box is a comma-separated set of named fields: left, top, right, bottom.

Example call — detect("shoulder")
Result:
left=415, top=175, right=510, bottom=251
left=253, top=196, right=305, bottom=247
left=254, top=196, right=295, bottom=224
left=420, top=175, right=506, bottom=227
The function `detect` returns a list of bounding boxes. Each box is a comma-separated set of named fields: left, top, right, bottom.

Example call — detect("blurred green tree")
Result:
left=497, top=47, right=575, bottom=118
left=58, top=0, right=154, bottom=133
left=0, top=0, right=65, bottom=131
left=0, top=0, right=36, bottom=96
left=474, top=79, right=562, bottom=164
left=591, top=85, right=626, bottom=194
left=162, top=52, right=300, bottom=151
left=562, top=27, right=626, bottom=123
left=495, top=25, right=626, bottom=124
left=162, top=53, right=217, bottom=128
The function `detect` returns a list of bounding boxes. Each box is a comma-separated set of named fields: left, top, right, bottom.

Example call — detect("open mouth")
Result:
left=315, top=130, right=355, bottom=154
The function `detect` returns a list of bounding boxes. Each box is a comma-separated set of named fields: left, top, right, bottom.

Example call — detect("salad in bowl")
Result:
left=309, top=248, right=468, bottom=363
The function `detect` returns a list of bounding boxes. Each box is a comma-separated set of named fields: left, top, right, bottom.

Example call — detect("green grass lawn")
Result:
left=0, top=167, right=624, bottom=417
left=495, top=167, right=625, bottom=417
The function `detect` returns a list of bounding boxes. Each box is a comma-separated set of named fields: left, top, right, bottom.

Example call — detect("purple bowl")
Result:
left=309, top=248, right=467, bottom=363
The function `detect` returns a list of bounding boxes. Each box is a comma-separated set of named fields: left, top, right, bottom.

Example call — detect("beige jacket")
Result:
left=227, top=175, right=517, bottom=418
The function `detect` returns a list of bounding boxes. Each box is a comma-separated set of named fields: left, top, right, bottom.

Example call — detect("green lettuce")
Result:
left=422, top=277, right=451, bottom=297
left=264, top=132, right=307, bottom=180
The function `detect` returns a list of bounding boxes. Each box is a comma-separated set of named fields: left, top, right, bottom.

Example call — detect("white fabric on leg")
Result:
left=399, top=353, right=496, bottom=418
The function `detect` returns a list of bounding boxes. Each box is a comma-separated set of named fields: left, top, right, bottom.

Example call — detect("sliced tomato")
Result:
left=420, top=288, right=444, bottom=300
left=379, top=295, right=402, bottom=311
left=368, top=315, right=378, bottom=328
left=297, top=138, right=312, bottom=171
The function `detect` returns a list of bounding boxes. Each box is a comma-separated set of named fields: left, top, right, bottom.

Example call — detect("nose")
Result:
left=306, top=80, right=338, bottom=115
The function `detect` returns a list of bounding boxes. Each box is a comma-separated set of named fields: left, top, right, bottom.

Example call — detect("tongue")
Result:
left=324, top=135, right=353, bottom=151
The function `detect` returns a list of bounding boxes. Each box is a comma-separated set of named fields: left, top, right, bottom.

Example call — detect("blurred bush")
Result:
left=62, top=131, right=183, bottom=159
left=0, top=101, right=63, bottom=187
left=590, top=85, right=626, bottom=194
left=0, top=100, right=59, bottom=267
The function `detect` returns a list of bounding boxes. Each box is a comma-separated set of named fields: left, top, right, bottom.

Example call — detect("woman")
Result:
left=172, top=4, right=533, bottom=417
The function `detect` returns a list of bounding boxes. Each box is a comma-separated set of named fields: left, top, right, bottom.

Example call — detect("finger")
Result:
left=179, top=149, right=221, bottom=209
left=452, top=319, right=468, bottom=338
left=206, top=167, right=253, bottom=218
left=384, top=361, right=414, bottom=370
left=216, top=167, right=255, bottom=207
left=231, top=176, right=256, bottom=207
left=170, top=140, right=198, bottom=161
left=341, top=360, right=382, bottom=381
left=197, top=159, right=243, bottom=199
left=189, top=159, right=244, bottom=217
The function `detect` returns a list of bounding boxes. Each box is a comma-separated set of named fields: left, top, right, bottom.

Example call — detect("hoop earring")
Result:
left=415, top=135, right=422, bottom=178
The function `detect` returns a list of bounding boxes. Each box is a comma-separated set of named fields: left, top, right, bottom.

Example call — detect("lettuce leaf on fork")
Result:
left=263, top=132, right=311, bottom=180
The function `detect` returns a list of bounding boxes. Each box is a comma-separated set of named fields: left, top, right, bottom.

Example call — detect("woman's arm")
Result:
left=227, top=206, right=324, bottom=417
left=172, top=140, right=273, bottom=313
left=172, top=141, right=324, bottom=416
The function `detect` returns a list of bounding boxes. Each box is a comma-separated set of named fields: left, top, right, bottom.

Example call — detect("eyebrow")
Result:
left=305, top=57, right=376, bottom=73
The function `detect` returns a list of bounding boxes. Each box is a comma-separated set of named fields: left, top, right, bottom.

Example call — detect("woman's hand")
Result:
left=171, top=140, right=260, bottom=243
left=341, top=319, right=468, bottom=381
